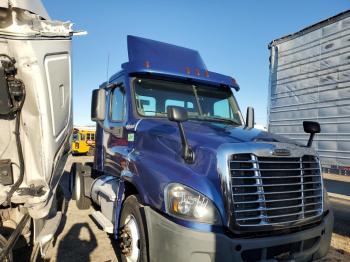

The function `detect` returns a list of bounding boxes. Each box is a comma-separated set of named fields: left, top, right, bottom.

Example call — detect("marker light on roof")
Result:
left=232, top=78, right=238, bottom=86
left=144, top=60, right=150, bottom=68
left=185, top=67, right=191, bottom=74
left=204, top=70, right=209, bottom=77
left=195, top=68, right=200, bottom=76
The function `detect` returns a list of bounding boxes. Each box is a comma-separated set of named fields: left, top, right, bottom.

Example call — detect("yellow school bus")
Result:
left=71, top=127, right=96, bottom=155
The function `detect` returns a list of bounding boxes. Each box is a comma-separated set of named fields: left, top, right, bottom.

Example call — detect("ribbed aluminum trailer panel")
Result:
left=268, top=10, right=350, bottom=175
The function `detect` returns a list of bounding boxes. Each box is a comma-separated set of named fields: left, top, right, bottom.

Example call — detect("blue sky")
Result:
left=43, top=0, right=349, bottom=126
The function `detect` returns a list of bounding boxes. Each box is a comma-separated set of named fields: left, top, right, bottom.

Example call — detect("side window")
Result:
left=91, top=133, right=95, bottom=140
left=110, top=87, right=125, bottom=121
left=81, top=133, right=86, bottom=140
left=87, top=133, right=91, bottom=140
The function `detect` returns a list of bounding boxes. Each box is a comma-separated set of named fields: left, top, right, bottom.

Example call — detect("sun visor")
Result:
left=123, top=35, right=240, bottom=90
left=127, top=35, right=207, bottom=71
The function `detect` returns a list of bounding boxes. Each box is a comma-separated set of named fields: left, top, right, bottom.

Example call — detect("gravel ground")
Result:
left=45, top=156, right=118, bottom=262
left=40, top=156, right=350, bottom=262
left=47, top=202, right=118, bottom=262
left=321, top=234, right=350, bottom=261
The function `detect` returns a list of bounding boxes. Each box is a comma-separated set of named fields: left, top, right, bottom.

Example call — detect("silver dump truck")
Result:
left=268, top=10, right=350, bottom=175
left=0, top=1, right=75, bottom=260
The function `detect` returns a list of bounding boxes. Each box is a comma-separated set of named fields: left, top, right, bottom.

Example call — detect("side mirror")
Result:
left=245, top=106, right=254, bottom=129
left=303, top=121, right=320, bottom=147
left=91, top=89, right=106, bottom=122
left=167, top=106, right=194, bottom=163
left=167, top=106, right=188, bottom=123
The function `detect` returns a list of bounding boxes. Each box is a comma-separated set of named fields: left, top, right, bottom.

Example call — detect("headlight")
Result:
left=165, top=183, right=221, bottom=225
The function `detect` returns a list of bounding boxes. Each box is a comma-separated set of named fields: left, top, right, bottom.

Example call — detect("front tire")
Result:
left=119, top=195, right=148, bottom=262
left=69, top=163, right=76, bottom=200
left=74, top=163, right=91, bottom=210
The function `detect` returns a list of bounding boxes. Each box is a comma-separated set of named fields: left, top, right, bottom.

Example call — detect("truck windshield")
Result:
left=134, top=78, right=242, bottom=125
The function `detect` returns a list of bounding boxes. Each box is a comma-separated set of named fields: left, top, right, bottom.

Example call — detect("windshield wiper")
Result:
left=190, top=116, right=241, bottom=126
left=206, top=117, right=241, bottom=125
left=192, top=85, right=203, bottom=116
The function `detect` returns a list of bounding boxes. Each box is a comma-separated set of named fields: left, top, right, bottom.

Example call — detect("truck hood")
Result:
left=135, top=118, right=301, bottom=151
left=133, top=118, right=304, bottom=180
left=132, top=118, right=306, bottom=214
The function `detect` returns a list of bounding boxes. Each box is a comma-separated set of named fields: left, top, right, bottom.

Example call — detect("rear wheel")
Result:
left=119, top=195, right=148, bottom=262
left=74, top=164, right=91, bottom=210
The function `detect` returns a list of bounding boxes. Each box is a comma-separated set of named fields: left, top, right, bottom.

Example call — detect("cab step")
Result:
left=91, top=211, right=114, bottom=234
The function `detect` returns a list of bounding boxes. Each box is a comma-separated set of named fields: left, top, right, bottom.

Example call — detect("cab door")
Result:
left=104, top=80, right=128, bottom=176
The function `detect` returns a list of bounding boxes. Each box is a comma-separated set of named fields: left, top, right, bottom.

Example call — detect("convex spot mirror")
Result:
left=91, top=89, right=106, bottom=122
left=303, top=121, right=321, bottom=147
left=167, top=106, right=188, bottom=123
left=303, top=121, right=321, bottom=134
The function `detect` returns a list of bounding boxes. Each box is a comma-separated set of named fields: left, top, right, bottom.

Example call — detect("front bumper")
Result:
left=144, top=207, right=333, bottom=262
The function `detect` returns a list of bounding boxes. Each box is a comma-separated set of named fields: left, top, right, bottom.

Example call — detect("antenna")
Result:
left=106, top=52, right=110, bottom=84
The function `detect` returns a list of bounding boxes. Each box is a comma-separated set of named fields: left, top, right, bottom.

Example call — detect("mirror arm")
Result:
left=97, top=120, right=123, bottom=139
left=177, top=122, right=195, bottom=163
left=307, top=133, right=315, bottom=147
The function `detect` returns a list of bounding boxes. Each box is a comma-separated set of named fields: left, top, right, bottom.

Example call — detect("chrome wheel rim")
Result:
left=75, top=172, right=80, bottom=200
left=122, top=214, right=140, bottom=262
left=69, top=169, right=74, bottom=194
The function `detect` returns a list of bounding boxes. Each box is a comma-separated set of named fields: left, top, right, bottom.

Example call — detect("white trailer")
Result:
left=0, top=1, right=77, bottom=260
left=268, top=10, right=350, bottom=175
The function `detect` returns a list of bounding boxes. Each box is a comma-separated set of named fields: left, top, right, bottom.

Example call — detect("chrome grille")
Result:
left=230, top=154, right=323, bottom=226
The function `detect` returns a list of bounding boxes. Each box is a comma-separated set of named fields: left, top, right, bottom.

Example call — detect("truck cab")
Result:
left=0, top=1, right=75, bottom=260
left=73, top=35, right=333, bottom=262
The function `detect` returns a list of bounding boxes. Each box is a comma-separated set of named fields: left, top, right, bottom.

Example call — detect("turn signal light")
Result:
left=232, top=78, right=238, bottom=86
left=144, top=60, right=150, bottom=68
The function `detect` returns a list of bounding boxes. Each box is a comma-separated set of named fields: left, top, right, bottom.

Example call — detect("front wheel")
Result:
left=74, top=164, right=91, bottom=210
left=119, top=195, right=148, bottom=262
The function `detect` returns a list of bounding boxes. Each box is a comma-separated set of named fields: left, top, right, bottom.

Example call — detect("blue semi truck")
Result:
left=71, top=36, right=333, bottom=262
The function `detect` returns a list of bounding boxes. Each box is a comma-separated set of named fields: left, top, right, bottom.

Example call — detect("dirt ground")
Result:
left=44, top=156, right=118, bottom=262
left=321, top=234, right=350, bottom=261
left=46, top=202, right=118, bottom=262
left=41, top=156, right=350, bottom=262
